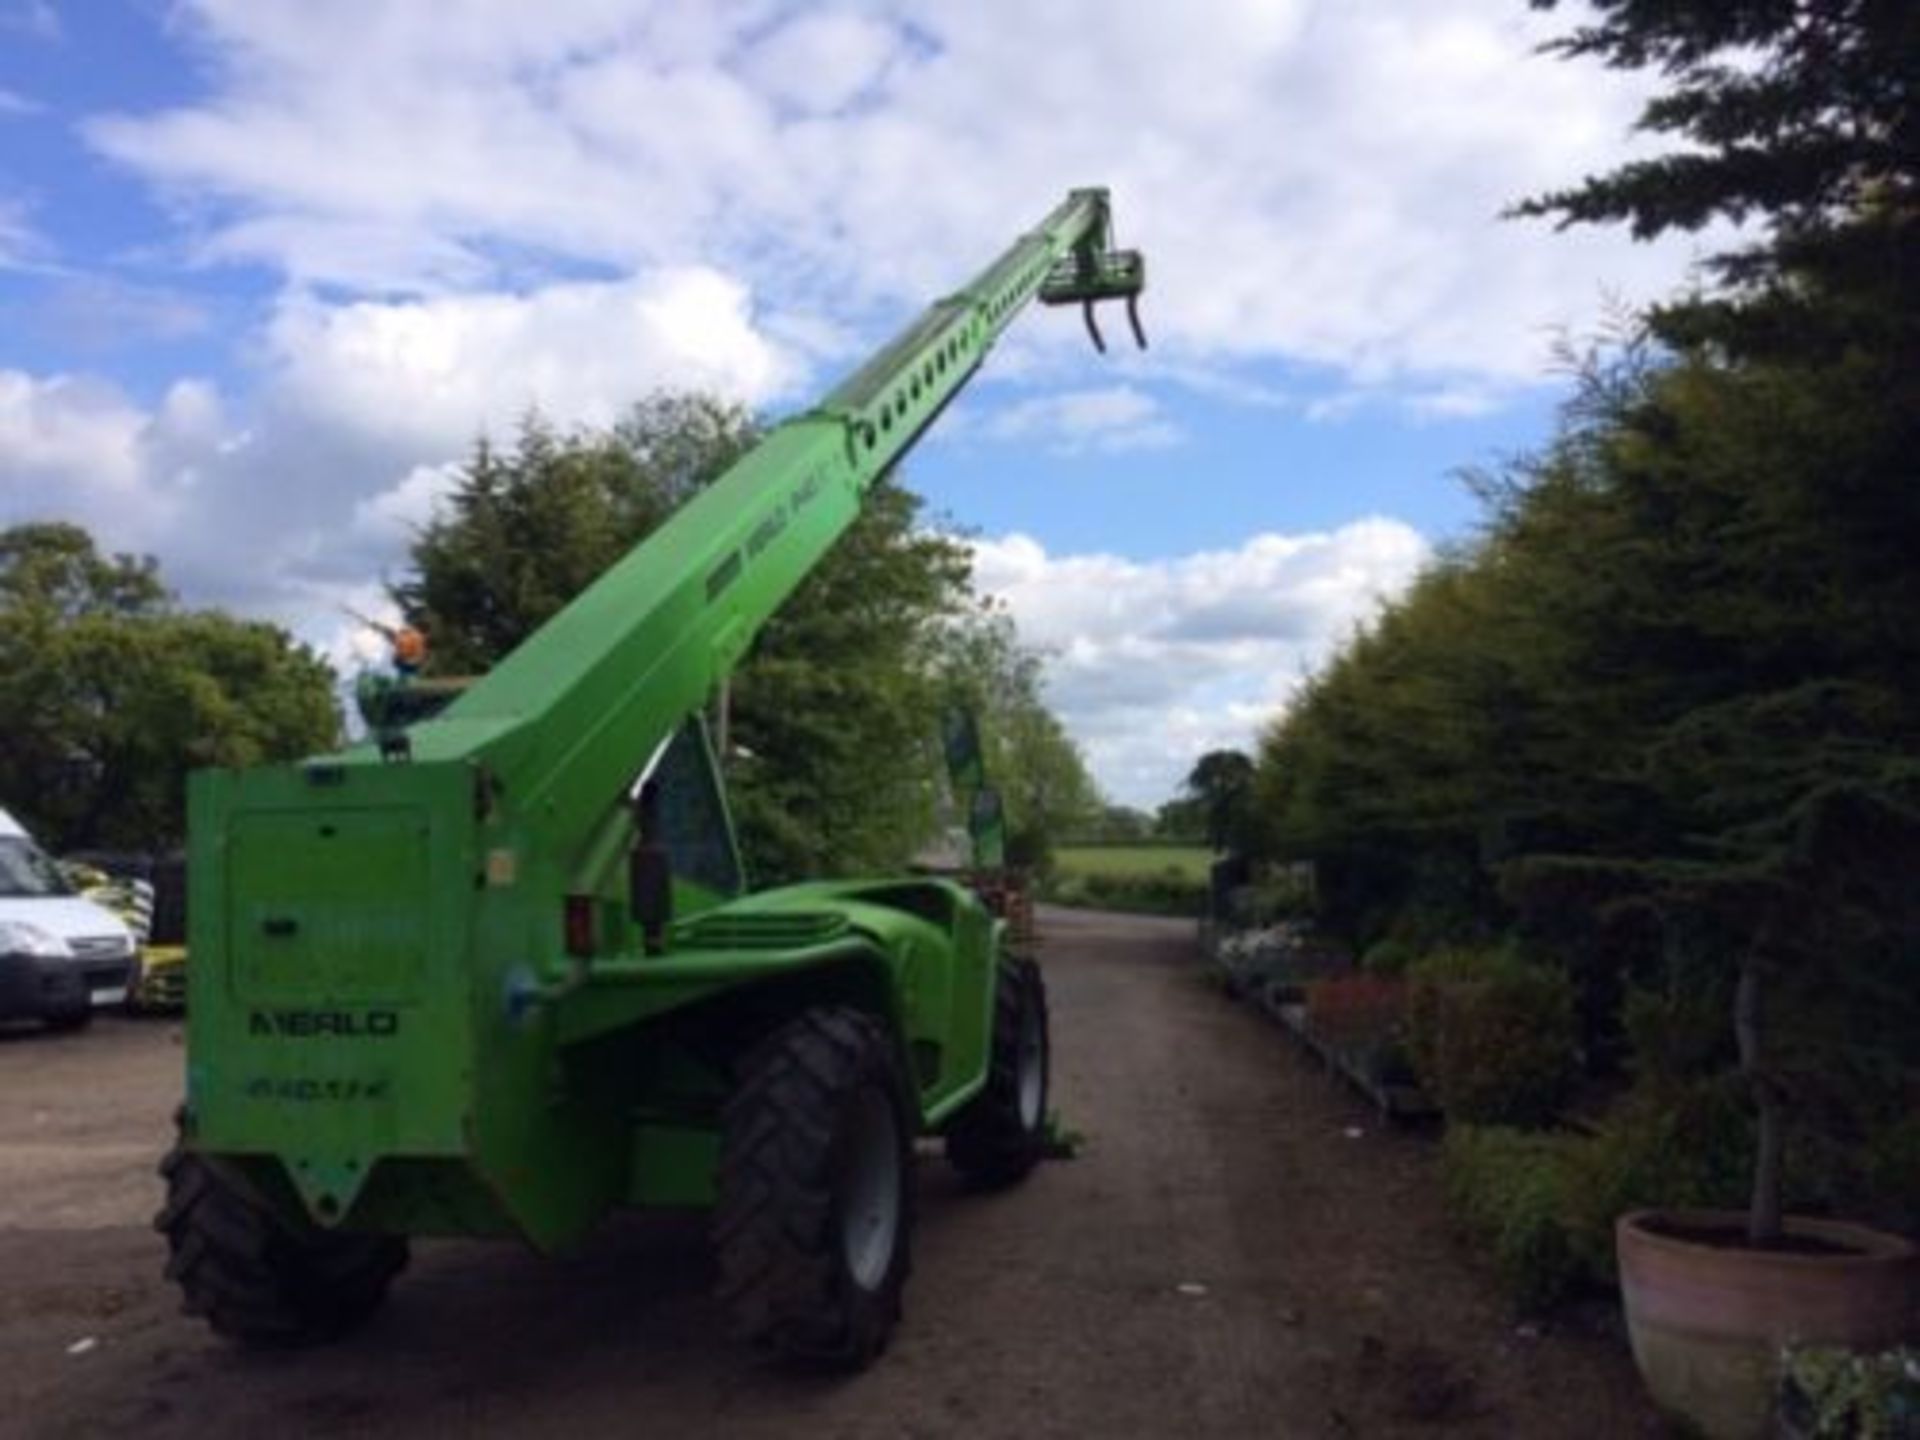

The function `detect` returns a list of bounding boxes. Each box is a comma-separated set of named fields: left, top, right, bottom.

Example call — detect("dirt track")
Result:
left=0, top=909, right=1662, bottom=1438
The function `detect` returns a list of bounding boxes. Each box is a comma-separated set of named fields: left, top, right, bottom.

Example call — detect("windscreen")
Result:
left=0, top=835, right=74, bottom=898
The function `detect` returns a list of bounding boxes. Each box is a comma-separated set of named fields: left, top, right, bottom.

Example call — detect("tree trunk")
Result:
left=1734, top=957, right=1784, bottom=1247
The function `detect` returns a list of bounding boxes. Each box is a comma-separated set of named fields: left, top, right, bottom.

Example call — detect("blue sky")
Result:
left=0, top=0, right=1697, bottom=804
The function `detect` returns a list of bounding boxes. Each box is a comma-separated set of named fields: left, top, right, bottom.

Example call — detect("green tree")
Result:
left=0, top=522, right=166, bottom=617
left=1184, top=749, right=1256, bottom=854
left=1517, top=0, right=1919, bottom=364
left=727, top=480, right=974, bottom=882
left=1090, top=805, right=1153, bottom=843
left=1507, top=0, right=1920, bottom=1242
left=0, top=523, right=338, bottom=850
left=1258, top=328, right=1919, bottom=1237
left=1153, top=796, right=1205, bottom=842
left=938, top=606, right=1102, bottom=870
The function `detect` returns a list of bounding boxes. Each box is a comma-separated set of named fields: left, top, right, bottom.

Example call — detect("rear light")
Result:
left=563, top=895, right=597, bottom=958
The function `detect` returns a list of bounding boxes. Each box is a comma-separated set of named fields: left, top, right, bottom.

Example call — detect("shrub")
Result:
left=1408, top=949, right=1578, bottom=1127
left=1622, top=981, right=1733, bottom=1082
left=1042, top=868, right=1205, bottom=917
left=1047, top=873, right=1090, bottom=908
left=1005, top=825, right=1054, bottom=876
left=1246, top=869, right=1314, bottom=922
left=1558, top=1078, right=1753, bottom=1283
left=1780, top=1345, right=1920, bottom=1440
left=1405, top=946, right=1504, bottom=1079
left=1304, top=975, right=1404, bottom=1047
left=1440, top=1125, right=1584, bottom=1310
left=1360, top=936, right=1417, bottom=975
left=1303, top=975, right=1412, bottom=1084
left=1442, top=1075, right=1866, bottom=1310
left=1863, top=1110, right=1920, bottom=1234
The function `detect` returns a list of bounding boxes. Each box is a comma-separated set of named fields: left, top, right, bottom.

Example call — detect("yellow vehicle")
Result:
left=129, top=943, right=186, bottom=1013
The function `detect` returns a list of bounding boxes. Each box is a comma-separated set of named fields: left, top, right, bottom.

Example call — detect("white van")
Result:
left=0, top=807, right=137, bottom=1030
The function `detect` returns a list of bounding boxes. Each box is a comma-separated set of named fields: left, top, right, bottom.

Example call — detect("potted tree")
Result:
left=1605, top=711, right=1920, bottom=1440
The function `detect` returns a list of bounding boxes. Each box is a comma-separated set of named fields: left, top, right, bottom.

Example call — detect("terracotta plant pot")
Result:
left=1617, top=1208, right=1920, bottom=1440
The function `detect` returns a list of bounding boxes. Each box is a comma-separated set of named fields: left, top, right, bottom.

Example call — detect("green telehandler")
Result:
left=160, top=188, right=1147, bottom=1367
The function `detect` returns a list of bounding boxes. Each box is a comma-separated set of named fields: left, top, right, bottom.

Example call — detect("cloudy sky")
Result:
left=0, top=0, right=1701, bottom=806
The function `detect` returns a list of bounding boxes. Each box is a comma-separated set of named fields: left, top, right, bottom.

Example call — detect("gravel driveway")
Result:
left=0, top=908, right=1663, bottom=1438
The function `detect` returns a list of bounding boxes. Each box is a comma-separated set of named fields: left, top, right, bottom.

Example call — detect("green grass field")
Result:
left=1053, top=845, right=1212, bottom=881
left=1045, top=845, right=1212, bottom=917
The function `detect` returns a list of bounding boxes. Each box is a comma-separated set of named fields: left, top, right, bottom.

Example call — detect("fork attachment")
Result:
left=1040, top=239, right=1147, bottom=353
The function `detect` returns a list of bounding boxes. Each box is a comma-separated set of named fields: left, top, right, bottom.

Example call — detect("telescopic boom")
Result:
left=377, top=187, right=1145, bottom=889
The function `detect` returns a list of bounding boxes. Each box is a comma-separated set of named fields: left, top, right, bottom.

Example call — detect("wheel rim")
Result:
left=1016, top=992, right=1045, bottom=1132
left=841, top=1088, right=902, bottom=1291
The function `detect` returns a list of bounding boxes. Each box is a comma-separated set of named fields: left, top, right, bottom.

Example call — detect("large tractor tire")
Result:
left=156, top=1122, right=408, bottom=1347
left=945, top=956, right=1050, bottom=1188
left=714, top=1007, right=914, bottom=1369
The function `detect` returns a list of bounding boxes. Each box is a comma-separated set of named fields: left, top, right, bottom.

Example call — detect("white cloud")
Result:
left=969, top=519, right=1429, bottom=804
left=980, top=385, right=1182, bottom=454
left=0, top=371, right=149, bottom=497
left=85, top=0, right=1693, bottom=389
left=267, top=266, right=797, bottom=456
left=737, top=12, right=898, bottom=117
left=0, top=261, right=800, bottom=652
left=0, top=86, right=40, bottom=115
left=0, top=371, right=242, bottom=569
left=349, top=461, right=462, bottom=544
left=0, top=372, right=417, bottom=650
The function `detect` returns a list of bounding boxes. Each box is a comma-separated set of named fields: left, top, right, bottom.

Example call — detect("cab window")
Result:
left=640, top=720, right=743, bottom=899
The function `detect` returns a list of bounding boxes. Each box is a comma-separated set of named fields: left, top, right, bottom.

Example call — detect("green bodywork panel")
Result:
left=187, top=768, right=996, bottom=1246
left=185, top=188, right=1142, bottom=1251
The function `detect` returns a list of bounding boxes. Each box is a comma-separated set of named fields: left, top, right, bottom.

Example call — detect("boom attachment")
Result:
left=1038, top=195, right=1147, bottom=353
